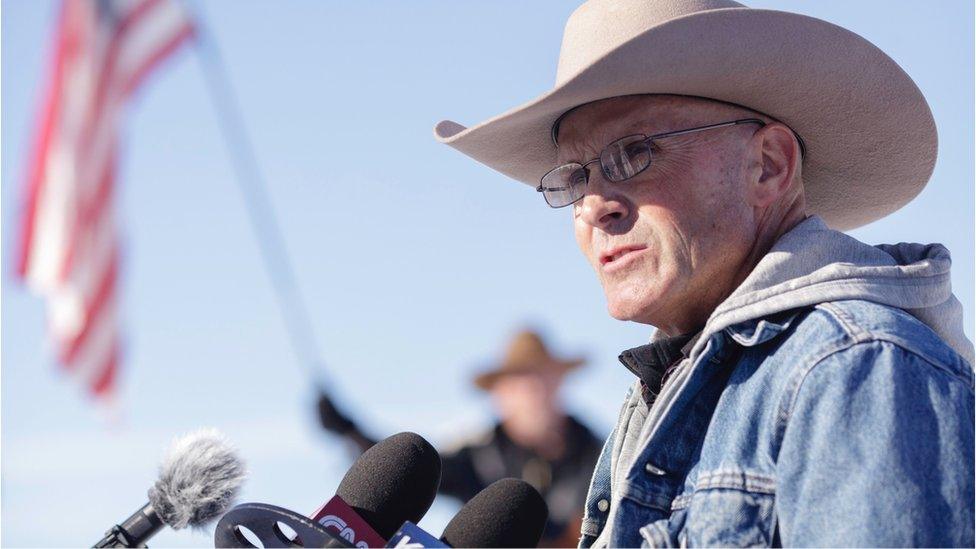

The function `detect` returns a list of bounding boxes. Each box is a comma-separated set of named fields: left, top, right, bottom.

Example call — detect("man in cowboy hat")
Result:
left=434, top=0, right=974, bottom=546
left=316, top=329, right=603, bottom=546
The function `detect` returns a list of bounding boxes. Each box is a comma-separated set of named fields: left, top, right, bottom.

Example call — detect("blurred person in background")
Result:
left=316, top=329, right=603, bottom=547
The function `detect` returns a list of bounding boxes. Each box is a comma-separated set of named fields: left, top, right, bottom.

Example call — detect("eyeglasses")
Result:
left=537, top=118, right=766, bottom=208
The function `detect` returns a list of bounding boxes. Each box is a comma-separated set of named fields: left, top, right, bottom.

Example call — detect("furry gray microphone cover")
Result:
left=147, top=428, right=247, bottom=530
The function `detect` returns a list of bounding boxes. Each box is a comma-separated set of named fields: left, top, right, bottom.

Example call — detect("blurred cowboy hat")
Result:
left=474, top=330, right=585, bottom=390
left=434, top=0, right=936, bottom=230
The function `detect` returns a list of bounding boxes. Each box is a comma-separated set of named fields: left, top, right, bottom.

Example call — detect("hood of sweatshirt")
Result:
left=698, top=215, right=973, bottom=367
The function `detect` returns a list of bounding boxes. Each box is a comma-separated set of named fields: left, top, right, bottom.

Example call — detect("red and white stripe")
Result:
left=18, top=0, right=192, bottom=399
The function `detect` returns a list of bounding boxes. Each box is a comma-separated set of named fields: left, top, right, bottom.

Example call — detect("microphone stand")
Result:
left=93, top=503, right=163, bottom=548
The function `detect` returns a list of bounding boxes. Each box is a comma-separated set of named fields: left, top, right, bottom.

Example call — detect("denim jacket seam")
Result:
left=670, top=471, right=776, bottom=511
left=882, top=338, right=972, bottom=389
left=817, top=301, right=867, bottom=340
left=775, top=303, right=889, bottom=446
left=869, top=336, right=973, bottom=387
left=777, top=335, right=975, bottom=460
left=621, top=485, right=676, bottom=512
left=581, top=425, right=617, bottom=539
left=693, top=470, right=777, bottom=493
left=774, top=336, right=861, bottom=458
left=817, top=302, right=973, bottom=388
left=818, top=302, right=971, bottom=383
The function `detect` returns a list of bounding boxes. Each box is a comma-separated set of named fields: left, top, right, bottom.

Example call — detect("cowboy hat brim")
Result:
left=434, top=8, right=936, bottom=231
left=473, top=357, right=585, bottom=391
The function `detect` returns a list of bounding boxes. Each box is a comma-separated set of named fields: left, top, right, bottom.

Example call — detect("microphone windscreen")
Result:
left=440, top=478, right=549, bottom=548
left=147, top=428, right=246, bottom=529
left=336, top=432, right=441, bottom=539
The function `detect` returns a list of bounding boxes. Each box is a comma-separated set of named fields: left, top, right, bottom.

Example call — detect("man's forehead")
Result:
left=555, top=95, right=718, bottom=158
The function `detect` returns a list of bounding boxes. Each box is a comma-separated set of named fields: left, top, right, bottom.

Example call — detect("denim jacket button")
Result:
left=597, top=499, right=610, bottom=512
left=645, top=462, right=667, bottom=476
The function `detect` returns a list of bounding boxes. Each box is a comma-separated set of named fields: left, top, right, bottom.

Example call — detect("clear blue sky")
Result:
left=2, top=1, right=973, bottom=546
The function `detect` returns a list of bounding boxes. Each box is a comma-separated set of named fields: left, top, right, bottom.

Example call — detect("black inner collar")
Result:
left=619, top=332, right=700, bottom=404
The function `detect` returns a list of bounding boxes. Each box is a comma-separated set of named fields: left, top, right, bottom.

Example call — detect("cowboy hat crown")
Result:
left=435, top=0, right=936, bottom=230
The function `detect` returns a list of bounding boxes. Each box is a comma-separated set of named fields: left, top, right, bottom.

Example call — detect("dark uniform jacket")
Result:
left=439, top=416, right=602, bottom=546
left=317, top=394, right=603, bottom=545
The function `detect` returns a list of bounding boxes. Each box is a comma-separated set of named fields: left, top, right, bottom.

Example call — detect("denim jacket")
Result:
left=580, top=217, right=975, bottom=547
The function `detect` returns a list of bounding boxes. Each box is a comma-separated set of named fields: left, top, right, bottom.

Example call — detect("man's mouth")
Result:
left=600, top=245, right=648, bottom=268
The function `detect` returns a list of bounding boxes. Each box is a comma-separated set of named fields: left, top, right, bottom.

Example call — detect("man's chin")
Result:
left=605, top=298, right=657, bottom=325
left=602, top=277, right=676, bottom=325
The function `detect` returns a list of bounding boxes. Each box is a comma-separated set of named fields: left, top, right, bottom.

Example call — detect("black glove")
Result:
left=317, top=391, right=357, bottom=434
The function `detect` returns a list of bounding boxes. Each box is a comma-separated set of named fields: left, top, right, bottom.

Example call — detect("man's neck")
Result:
left=726, top=197, right=809, bottom=304
left=655, top=203, right=808, bottom=337
left=747, top=200, right=808, bottom=271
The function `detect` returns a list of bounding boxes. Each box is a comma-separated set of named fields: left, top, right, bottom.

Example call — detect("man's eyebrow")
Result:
left=623, top=118, right=657, bottom=135
left=555, top=134, right=591, bottom=162
left=627, top=115, right=691, bottom=136
left=555, top=114, right=677, bottom=161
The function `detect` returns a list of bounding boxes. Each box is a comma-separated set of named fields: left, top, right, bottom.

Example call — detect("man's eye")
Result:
left=570, top=169, right=588, bottom=186
left=625, top=143, right=646, bottom=157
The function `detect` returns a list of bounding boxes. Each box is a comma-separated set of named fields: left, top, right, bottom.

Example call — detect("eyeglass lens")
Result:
left=541, top=164, right=587, bottom=207
left=541, top=135, right=652, bottom=207
left=601, top=135, right=651, bottom=182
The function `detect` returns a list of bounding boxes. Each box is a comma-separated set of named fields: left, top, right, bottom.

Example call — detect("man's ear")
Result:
left=747, top=123, right=801, bottom=208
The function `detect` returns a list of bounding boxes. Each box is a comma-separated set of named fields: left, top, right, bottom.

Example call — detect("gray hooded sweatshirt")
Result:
left=643, top=214, right=973, bottom=439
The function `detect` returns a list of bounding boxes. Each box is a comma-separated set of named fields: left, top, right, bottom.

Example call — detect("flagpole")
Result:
left=189, top=15, right=328, bottom=391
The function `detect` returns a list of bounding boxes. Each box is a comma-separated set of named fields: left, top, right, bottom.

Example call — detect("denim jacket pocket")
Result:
left=683, top=470, right=777, bottom=547
left=639, top=515, right=681, bottom=548
left=640, top=470, right=777, bottom=547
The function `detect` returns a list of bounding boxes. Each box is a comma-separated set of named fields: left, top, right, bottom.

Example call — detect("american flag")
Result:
left=17, top=0, right=193, bottom=400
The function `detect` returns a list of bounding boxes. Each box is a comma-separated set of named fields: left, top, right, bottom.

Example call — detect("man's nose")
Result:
left=577, top=180, right=630, bottom=230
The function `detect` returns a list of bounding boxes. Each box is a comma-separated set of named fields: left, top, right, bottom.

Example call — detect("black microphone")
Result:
left=315, top=431, right=442, bottom=541
left=215, top=432, right=441, bottom=548
left=440, top=478, right=549, bottom=548
left=94, top=428, right=247, bottom=548
left=385, top=478, right=550, bottom=548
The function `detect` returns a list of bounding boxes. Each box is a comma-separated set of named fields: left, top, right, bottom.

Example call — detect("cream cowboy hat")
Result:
left=434, top=0, right=936, bottom=230
left=473, top=330, right=585, bottom=390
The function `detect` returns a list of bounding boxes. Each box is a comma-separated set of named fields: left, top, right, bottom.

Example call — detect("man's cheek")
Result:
left=575, top=238, right=602, bottom=273
left=573, top=227, right=592, bottom=264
